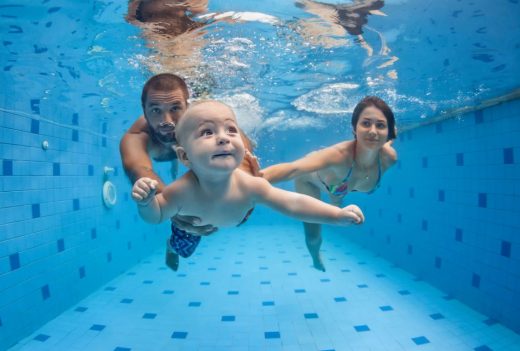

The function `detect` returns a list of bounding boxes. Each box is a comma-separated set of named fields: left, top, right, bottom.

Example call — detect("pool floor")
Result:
left=8, top=225, right=520, bottom=351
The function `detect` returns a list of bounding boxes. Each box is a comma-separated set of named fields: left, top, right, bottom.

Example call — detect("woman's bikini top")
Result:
left=318, top=154, right=382, bottom=197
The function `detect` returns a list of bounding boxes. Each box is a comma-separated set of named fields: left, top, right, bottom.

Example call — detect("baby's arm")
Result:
left=132, top=177, right=183, bottom=224
left=249, top=176, right=364, bottom=225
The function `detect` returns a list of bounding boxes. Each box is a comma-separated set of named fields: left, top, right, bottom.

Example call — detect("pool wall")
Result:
left=0, top=100, right=168, bottom=349
left=340, top=98, right=520, bottom=334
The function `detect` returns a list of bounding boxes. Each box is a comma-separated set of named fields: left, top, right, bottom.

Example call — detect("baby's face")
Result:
left=178, top=102, right=245, bottom=174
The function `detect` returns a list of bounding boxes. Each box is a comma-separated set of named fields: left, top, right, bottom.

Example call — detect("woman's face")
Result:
left=354, top=106, right=389, bottom=149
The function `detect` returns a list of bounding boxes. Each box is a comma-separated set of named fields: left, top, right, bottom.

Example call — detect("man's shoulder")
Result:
left=126, top=116, right=150, bottom=135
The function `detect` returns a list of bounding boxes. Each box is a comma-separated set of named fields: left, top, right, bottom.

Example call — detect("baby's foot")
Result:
left=165, top=240, right=179, bottom=271
left=312, top=253, right=326, bottom=272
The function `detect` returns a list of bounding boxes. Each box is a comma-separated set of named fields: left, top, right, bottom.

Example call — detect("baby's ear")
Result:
left=176, top=146, right=190, bottom=167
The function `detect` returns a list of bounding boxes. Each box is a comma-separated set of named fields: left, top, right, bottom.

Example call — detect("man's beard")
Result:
left=152, top=129, right=176, bottom=145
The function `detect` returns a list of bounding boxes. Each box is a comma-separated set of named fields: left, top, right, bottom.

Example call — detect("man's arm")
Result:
left=120, top=128, right=168, bottom=193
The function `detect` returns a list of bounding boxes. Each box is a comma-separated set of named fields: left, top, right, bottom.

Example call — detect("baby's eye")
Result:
left=200, top=129, right=213, bottom=136
left=227, top=126, right=238, bottom=134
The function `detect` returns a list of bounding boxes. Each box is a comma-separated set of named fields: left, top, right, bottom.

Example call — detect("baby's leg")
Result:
left=295, top=175, right=326, bottom=272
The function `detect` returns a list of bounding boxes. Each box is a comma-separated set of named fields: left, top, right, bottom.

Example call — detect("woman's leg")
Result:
left=295, top=175, right=326, bottom=272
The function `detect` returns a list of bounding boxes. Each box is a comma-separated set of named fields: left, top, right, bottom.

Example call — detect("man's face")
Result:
left=144, top=87, right=188, bottom=145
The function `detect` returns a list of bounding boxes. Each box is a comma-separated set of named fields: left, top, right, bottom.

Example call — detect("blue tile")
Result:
left=435, top=257, right=442, bottom=269
left=75, top=307, right=88, bottom=312
left=9, top=253, right=20, bottom=270
left=188, top=302, right=201, bottom=307
left=73, top=199, right=80, bottom=211
left=435, top=123, right=443, bottom=133
left=438, top=190, right=445, bottom=202
left=422, top=157, right=428, bottom=168
left=163, top=290, right=174, bottom=295
left=354, top=325, right=370, bottom=332
left=72, top=113, right=79, bottom=125
left=478, top=193, right=487, bottom=208
left=503, top=147, right=514, bottom=164
left=53, top=162, right=60, bottom=176
left=320, top=278, right=330, bottom=282
left=41, top=285, right=50, bottom=300
left=474, top=346, right=493, bottom=351
left=334, top=297, right=347, bottom=302
left=171, top=331, right=188, bottom=339
left=105, top=286, right=116, bottom=291
left=114, top=347, right=131, bottom=351
left=472, top=273, right=481, bottom=288
left=143, top=313, right=157, bottom=319
left=90, top=324, right=105, bottom=331
left=264, top=331, right=280, bottom=339
left=32, top=204, right=40, bottom=218
left=107, top=252, right=112, bottom=262
left=260, top=281, right=270, bottom=285
left=72, top=129, right=79, bottom=141
left=91, top=228, right=97, bottom=239
left=143, top=280, right=153, bottom=284
left=456, top=153, right=464, bottom=166
left=88, top=165, right=94, bottom=176
left=3, top=159, right=13, bottom=175
left=398, top=290, right=411, bottom=295
left=102, top=137, right=107, bottom=147
left=34, top=334, right=50, bottom=342
left=221, top=315, right=235, bottom=322
left=262, top=301, right=275, bottom=306
left=380, top=306, right=393, bottom=311
left=79, top=266, right=86, bottom=279
left=231, top=274, right=241, bottom=278
left=475, top=110, right=483, bottom=124
left=430, top=313, right=444, bottom=320
left=484, top=318, right=498, bottom=326
left=501, top=241, right=511, bottom=257
left=422, top=220, right=428, bottom=231
left=357, top=284, right=368, bottom=288
left=294, top=289, right=306, bottom=293
left=455, top=228, right=463, bottom=242
left=407, top=245, right=413, bottom=255
left=30, top=118, right=39, bottom=133
left=288, top=272, right=297, bottom=276
left=412, top=336, right=430, bottom=345
left=227, top=291, right=239, bottom=295
left=120, top=298, right=133, bottom=304
left=409, top=187, right=415, bottom=198
left=304, top=313, right=318, bottom=319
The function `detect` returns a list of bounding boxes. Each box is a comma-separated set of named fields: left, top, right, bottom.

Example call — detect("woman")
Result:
left=262, top=96, right=397, bottom=271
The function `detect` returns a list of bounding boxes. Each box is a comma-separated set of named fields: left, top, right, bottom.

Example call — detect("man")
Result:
left=120, top=73, right=215, bottom=271
left=121, top=73, right=259, bottom=271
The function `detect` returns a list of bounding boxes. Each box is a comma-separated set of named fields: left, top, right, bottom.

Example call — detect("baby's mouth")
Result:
left=212, top=152, right=233, bottom=159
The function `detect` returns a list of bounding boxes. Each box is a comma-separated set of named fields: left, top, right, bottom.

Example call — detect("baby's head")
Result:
left=175, top=100, right=246, bottom=175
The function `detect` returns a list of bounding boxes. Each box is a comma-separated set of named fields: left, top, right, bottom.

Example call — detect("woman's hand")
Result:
left=338, top=204, right=365, bottom=225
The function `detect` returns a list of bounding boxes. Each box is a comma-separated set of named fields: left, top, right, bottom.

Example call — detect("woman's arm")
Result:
left=261, top=146, right=343, bottom=184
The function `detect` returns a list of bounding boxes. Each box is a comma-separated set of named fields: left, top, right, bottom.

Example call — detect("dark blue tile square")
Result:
left=422, top=220, right=428, bottom=231
left=484, top=318, right=498, bottom=326
left=376, top=274, right=386, bottom=278
left=90, top=324, right=105, bottom=331
left=478, top=193, right=487, bottom=208
left=288, top=272, right=297, bottom=276
left=143, top=313, right=157, bottom=319
left=455, top=228, right=463, bottom=242
left=104, top=286, right=116, bottom=291
left=102, top=122, right=107, bottom=133
left=2, top=159, right=13, bottom=176
left=501, top=241, right=511, bottom=257
left=260, top=281, right=270, bottom=285
left=188, top=302, right=201, bottom=307
left=399, top=290, right=411, bottom=295
left=412, top=336, right=430, bottom=345
left=88, top=165, right=94, bottom=176
left=31, top=119, right=39, bottom=134
left=163, top=290, right=174, bottom=295
left=53, top=162, right=60, bottom=176
left=30, top=99, right=40, bottom=114
left=200, top=281, right=210, bottom=286
left=120, top=298, right=133, bottom=304
left=264, top=331, right=280, bottom=339
left=435, top=123, right=442, bottom=133
left=79, top=266, right=85, bottom=279
left=354, top=325, right=370, bottom=332
left=34, top=334, right=50, bottom=342
left=32, top=204, right=40, bottom=218
left=304, top=313, right=318, bottom=319
left=231, top=274, right=241, bottom=278
left=409, top=187, right=415, bottom=198
left=75, top=306, right=87, bottom=312
left=456, top=153, right=464, bottom=166
left=171, top=331, right=188, bottom=339
left=474, top=110, right=483, bottom=124
left=380, top=306, right=393, bottom=311
left=435, top=257, right=442, bottom=269
left=341, top=269, right=351, bottom=273
left=227, top=291, right=239, bottom=295
left=91, top=228, right=97, bottom=239
left=142, top=280, right=153, bottom=284
left=472, top=273, right=481, bottom=288
left=430, top=313, right=444, bottom=320
left=107, top=252, right=112, bottom=262
left=262, top=301, right=275, bottom=306
left=334, top=297, right=347, bottom=302
left=114, top=347, right=131, bottom=351
left=503, top=147, right=514, bottom=164
left=422, top=157, right=428, bottom=168
left=9, top=253, right=20, bottom=270
left=474, top=346, right=493, bottom=351
left=438, top=190, right=445, bottom=202
left=72, top=113, right=79, bottom=125
left=102, top=137, right=107, bottom=147
left=72, top=129, right=79, bottom=141
left=41, top=285, right=50, bottom=300
left=320, top=279, right=330, bottom=283
left=357, top=284, right=368, bottom=288
left=294, top=289, right=306, bottom=293
left=221, top=315, right=235, bottom=322
left=73, top=199, right=80, bottom=211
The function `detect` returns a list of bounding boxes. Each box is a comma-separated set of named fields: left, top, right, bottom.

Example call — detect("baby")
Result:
left=132, top=100, right=364, bottom=254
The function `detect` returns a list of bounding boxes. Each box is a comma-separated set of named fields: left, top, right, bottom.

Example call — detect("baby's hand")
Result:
left=132, top=177, right=158, bottom=206
left=338, top=204, right=365, bottom=225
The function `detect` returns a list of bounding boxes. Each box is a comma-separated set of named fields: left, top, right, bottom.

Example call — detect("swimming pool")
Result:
left=1, top=0, right=519, bottom=350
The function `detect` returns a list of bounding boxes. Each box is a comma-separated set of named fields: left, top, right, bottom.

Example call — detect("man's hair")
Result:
left=351, top=96, right=396, bottom=140
left=141, top=73, right=190, bottom=107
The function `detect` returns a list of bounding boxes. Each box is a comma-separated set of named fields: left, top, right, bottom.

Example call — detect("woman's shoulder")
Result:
left=328, top=140, right=355, bottom=163
left=380, top=141, right=398, bottom=170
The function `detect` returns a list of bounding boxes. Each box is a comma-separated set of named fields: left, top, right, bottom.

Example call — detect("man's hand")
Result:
left=171, top=214, right=218, bottom=236
left=132, top=177, right=158, bottom=206
left=244, top=150, right=261, bottom=177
